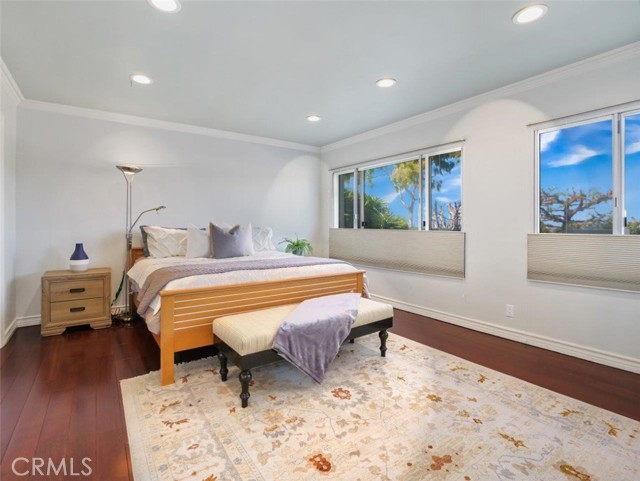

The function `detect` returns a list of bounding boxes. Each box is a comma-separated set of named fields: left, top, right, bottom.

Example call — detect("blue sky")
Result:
left=540, top=114, right=640, bottom=222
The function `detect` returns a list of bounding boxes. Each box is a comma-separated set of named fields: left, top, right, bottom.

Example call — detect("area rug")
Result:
left=120, top=334, right=639, bottom=481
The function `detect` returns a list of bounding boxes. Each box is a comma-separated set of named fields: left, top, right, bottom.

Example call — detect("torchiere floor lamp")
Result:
left=114, top=164, right=165, bottom=323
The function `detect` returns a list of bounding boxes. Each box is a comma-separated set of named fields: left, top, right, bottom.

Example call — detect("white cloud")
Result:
left=382, top=191, right=400, bottom=204
left=626, top=140, right=640, bottom=155
left=625, top=122, right=640, bottom=154
left=547, top=145, right=597, bottom=167
left=540, top=130, right=560, bottom=152
left=436, top=196, right=452, bottom=203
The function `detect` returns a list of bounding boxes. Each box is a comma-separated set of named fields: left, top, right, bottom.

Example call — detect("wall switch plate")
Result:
left=506, top=304, right=515, bottom=318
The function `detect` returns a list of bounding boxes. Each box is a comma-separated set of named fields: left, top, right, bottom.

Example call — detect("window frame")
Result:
left=533, top=101, right=640, bottom=235
left=332, top=142, right=464, bottom=231
left=621, top=109, right=640, bottom=233
left=423, top=147, right=464, bottom=231
left=333, top=169, right=357, bottom=229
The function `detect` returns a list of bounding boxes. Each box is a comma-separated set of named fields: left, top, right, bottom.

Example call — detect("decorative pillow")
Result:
left=208, top=222, right=232, bottom=257
left=186, top=224, right=210, bottom=258
left=140, top=225, right=188, bottom=256
left=252, top=226, right=277, bottom=252
left=210, top=223, right=255, bottom=259
left=143, top=226, right=188, bottom=258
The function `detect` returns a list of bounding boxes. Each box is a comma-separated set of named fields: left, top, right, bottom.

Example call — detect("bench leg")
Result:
left=239, top=370, right=252, bottom=408
left=218, top=352, right=228, bottom=382
left=379, top=330, right=388, bottom=357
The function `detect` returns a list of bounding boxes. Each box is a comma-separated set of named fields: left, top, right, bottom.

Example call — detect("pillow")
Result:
left=140, top=225, right=152, bottom=256
left=252, top=226, right=276, bottom=252
left=208, top=222, right=232, bottom=257
left=143, top=226, right=188, bottom=258
left=186, top=224, right=210, bottom=258
left=140, top=225, right=188, bottom=256
left=210, top=223, right=255, bottom=259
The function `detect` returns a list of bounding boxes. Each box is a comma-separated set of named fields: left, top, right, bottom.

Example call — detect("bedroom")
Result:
left=1, top=1, right=639, bottom=480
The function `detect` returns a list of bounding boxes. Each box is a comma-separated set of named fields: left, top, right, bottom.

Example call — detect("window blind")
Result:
left=527, top=234, right=640, bottom=292
left=329, top=229, right=465, bottom=278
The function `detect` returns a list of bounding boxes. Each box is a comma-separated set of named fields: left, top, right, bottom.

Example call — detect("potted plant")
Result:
left=280, top=236, right=313, bottom=256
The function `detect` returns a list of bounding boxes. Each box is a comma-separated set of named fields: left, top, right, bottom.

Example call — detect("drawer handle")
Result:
left=70, top=307, right=86, bottom=313
left=70, top=288, right=86, bottom=293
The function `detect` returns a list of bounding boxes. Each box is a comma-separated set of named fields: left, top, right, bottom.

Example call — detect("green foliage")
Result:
left=363, top=194, right=409, bottom=229
left=279, top=236, right=313, bottom=256
left=627, top=218, right=640, bottom=235
left=341, top=188, right=408, bottom=229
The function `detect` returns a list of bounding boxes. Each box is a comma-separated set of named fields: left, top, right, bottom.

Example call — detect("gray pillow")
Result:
left=209, top=223, right=255, bottom=259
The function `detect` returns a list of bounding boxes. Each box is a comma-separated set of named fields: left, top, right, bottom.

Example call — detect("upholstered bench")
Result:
left=212, top=297, right=393, bottom=407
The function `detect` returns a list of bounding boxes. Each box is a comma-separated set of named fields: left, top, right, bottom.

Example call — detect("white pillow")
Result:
left=252, top=226, right=276, bottom=251
left=186, top=224, right=210, bottom=258
left=144, top=226, right=188, bottom=258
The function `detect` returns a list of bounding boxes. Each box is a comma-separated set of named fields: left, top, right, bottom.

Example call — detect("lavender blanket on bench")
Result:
left=136, top=256, right=350, bottom=315
left=272, top=293, right=360, bottom=384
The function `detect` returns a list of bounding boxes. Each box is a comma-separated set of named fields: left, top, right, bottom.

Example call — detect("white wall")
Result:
left=14, top=106, right=321, bottom=322
left=1, top=59, right=21, bottom=347
left=320, top=46, right=640, bottom=371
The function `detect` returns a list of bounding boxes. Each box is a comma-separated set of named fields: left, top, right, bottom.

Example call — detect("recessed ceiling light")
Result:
left=147, top=0, right=181, bottom=13
left=512, top=4, right=548, bottom=24
left=376, top=78, right=397, bottom=88
left=306, top=115, right=321, bottom=122
left=130, top=74, right=154, bottom=85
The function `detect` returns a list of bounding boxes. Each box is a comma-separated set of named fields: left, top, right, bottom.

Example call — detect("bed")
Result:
left=128, top=247, right=366, bottom=385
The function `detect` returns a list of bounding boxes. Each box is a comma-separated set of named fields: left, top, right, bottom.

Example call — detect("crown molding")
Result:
left=321, top=41, right=640, bottom=153
left=0, top=57, right=25, bottom=104
left=18, top=99, right=320, bottom=154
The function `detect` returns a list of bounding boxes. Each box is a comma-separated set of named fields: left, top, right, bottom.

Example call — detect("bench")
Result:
left=212, top=297, right=394, bottom=407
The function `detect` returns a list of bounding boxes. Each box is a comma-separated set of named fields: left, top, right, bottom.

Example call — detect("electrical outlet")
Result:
left=506, top=304, right=515, bottom=318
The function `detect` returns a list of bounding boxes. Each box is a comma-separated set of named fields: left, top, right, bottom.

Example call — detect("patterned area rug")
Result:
left=121, top=334, right=639, bottom=481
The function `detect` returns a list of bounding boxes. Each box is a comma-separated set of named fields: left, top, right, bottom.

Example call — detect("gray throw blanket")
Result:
left=136, top=256, right=349, bottom=315
left=272, top=293, right=360, bottom=384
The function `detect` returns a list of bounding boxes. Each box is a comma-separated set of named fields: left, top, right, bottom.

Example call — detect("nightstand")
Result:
left=41, top=268, right=112, bottom=336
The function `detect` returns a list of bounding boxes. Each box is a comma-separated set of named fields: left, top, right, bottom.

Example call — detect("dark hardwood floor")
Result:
left=1, top=310, right=638, bottom=480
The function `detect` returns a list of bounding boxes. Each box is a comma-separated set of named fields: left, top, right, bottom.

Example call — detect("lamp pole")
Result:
left=114, top=165, right=142, bottom=323
left=114, top=165, right=166, bottom=323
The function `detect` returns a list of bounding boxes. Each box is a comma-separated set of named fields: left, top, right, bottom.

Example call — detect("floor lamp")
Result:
left=114, top=165, right=165, bottom=323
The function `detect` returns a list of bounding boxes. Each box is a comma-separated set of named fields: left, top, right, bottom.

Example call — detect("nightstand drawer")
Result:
left=50, top=298, right=106, bottom=324
left=50, top=279, right=104, bottom=302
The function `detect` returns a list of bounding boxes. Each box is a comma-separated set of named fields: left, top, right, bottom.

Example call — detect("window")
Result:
left=536, top=105, right=639, bottom=235
left=337, top=172, right=355, bottom=228
left=624, top=112, right=640, bottom=234
left=427, top=151, right=462, bottom=231
left=334, top=146, right=462, bottom=231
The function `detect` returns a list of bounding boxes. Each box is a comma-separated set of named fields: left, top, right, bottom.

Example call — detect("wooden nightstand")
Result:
left=41, top=268, right=112, bottom=336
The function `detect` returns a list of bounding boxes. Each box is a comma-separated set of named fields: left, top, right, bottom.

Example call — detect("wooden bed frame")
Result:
left=130, top=248, right=366, bottom=385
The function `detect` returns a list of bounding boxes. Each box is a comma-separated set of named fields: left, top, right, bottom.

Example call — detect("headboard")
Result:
left=131, top=247, right=145, bottom=265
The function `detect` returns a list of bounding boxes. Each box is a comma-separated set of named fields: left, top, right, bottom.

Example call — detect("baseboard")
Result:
left=2, top=317, right=19, bottom=348
left=1, top=315, right=39, bottom=348
left=2, top=306, right=125, bottom=347
left=371, top=294, right=640, bottom=374
left=16, top=315, right=41, bottom=328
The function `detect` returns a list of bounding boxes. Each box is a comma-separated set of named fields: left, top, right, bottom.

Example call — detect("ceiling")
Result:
left=2, top=1, right=639, bottom=147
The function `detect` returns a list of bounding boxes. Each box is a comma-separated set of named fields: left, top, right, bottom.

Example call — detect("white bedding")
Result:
left=128, top=251, right=363, bottom=334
